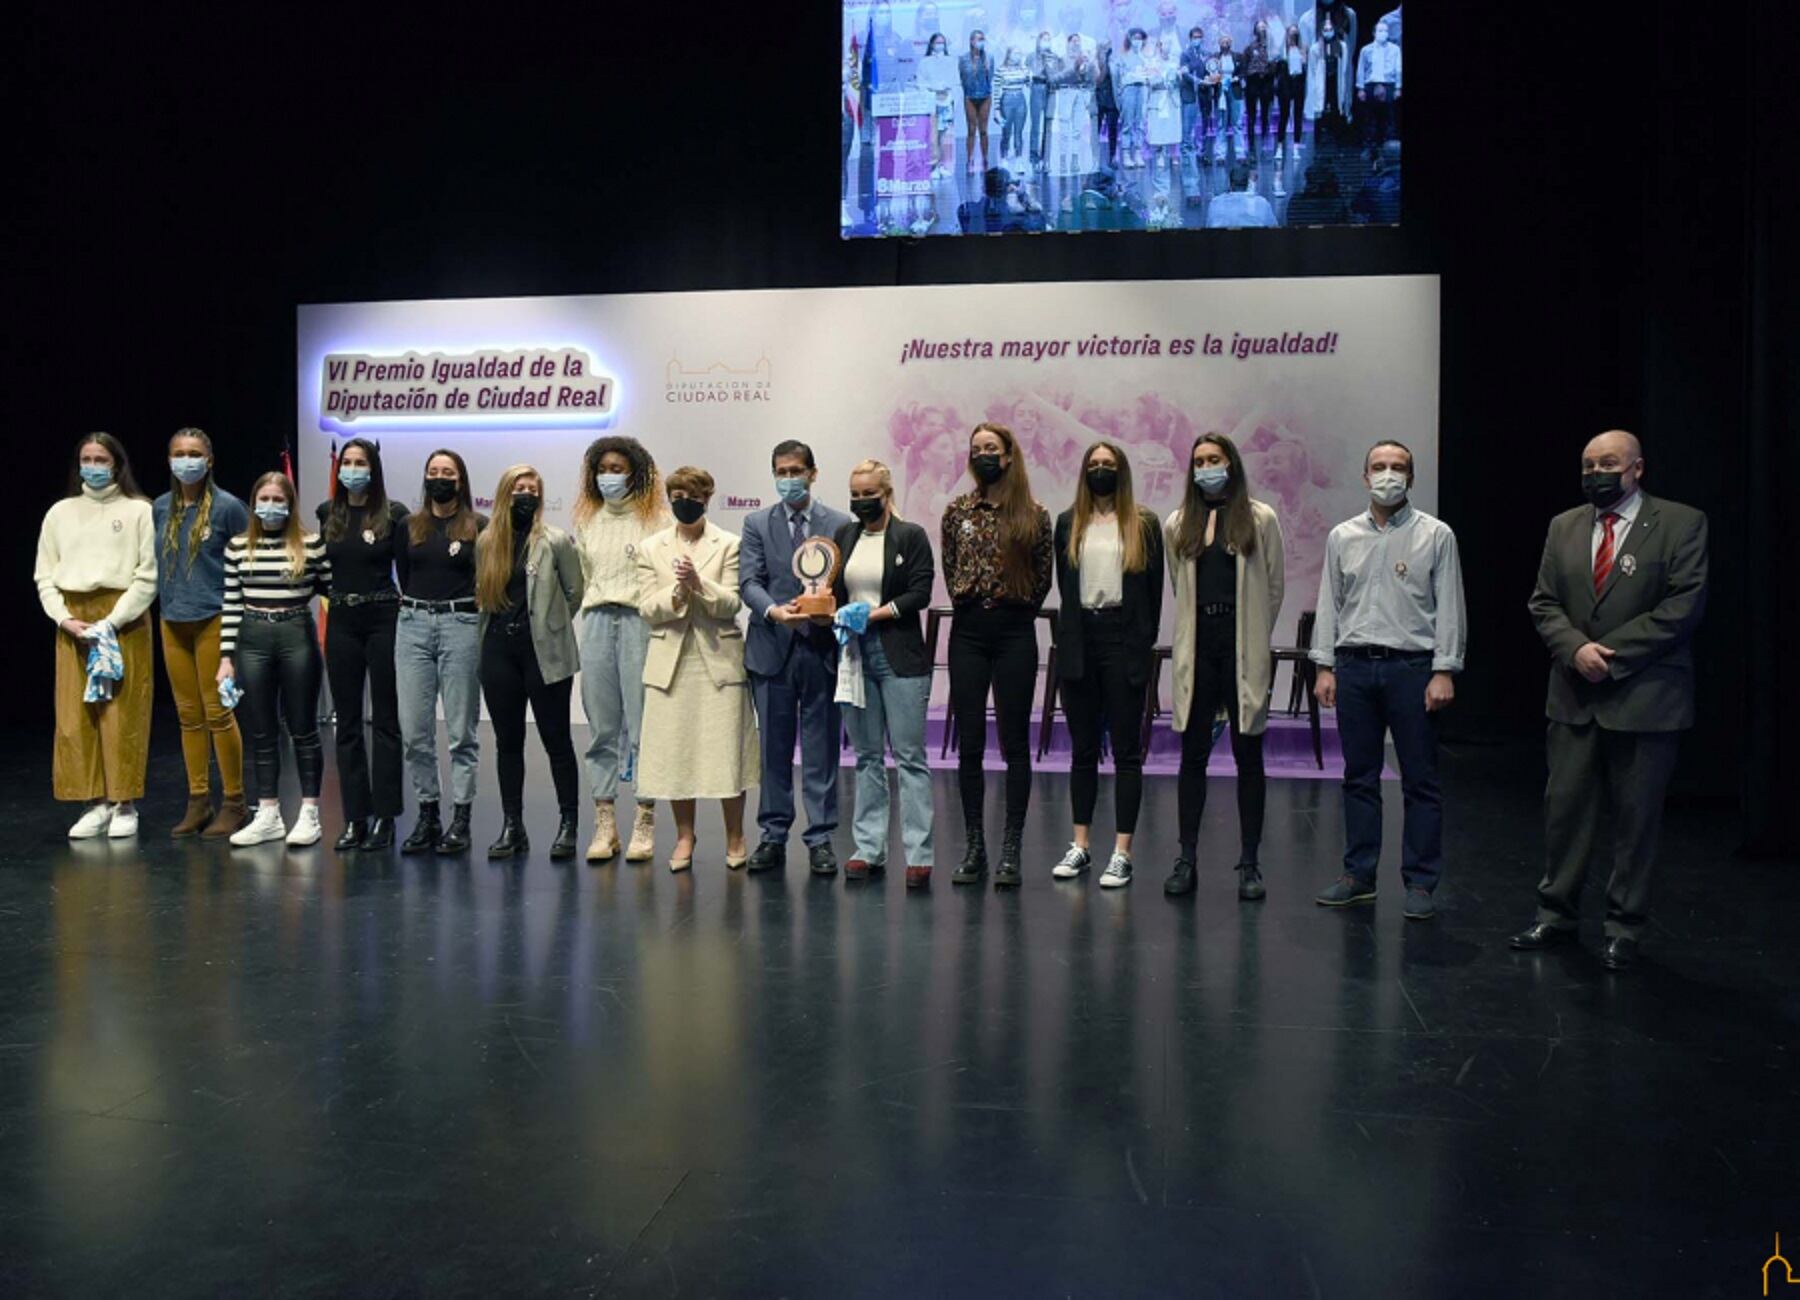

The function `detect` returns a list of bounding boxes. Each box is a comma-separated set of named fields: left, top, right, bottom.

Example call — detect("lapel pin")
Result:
left=448, top=540, right=462, bottom=557
left=200, top=526, right=211, bottom=541
left=1619, top=554, right=1636, bottom=576
left=362, top=528, right=376, bottom=545
left=112, top=519, right=123, bottom=533
left=1394, top=560, right=1408, bottom=577
left=526, top=562, right=539, bottom=577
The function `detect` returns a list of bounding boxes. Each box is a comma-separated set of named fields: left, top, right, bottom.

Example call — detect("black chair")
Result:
left=928, top=605, right=1059, bottom=761
left=1270, top=610, right=1323, bottom=769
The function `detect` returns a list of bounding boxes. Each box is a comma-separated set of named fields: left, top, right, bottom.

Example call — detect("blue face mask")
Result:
left=338, top=464, right=372, bottom=493
left=170, top=456, right=209, bottom=485
left=255, top=503, right=290, bottom=529
left=1194, top=465, right=1230, bottom=495
left=80, top=464, right=114, bottom=490
left=595, top=472, right=631, bottom=502
left=775, top=476, right=811, bottom=505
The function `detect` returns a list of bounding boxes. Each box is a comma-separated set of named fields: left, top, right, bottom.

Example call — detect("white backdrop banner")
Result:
left=296, top=274, right=1439, bottom=654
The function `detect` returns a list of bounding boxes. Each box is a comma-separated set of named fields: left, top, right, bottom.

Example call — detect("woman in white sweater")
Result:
left=34, top=433, right=159, bottom=839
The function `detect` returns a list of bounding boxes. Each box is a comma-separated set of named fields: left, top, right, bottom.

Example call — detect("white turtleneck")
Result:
left=576, top=496, right=668, bottom=610
left=35, top=484, right=158, bottom=625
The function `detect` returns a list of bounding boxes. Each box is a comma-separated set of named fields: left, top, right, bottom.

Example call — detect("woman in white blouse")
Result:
left=1049, top=441, right=1165, bottom=888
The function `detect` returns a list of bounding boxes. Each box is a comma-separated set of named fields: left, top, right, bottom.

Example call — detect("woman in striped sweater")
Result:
left=216, top=472, right=332, bottom=847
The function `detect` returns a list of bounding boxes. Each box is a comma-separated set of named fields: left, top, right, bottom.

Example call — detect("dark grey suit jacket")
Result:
left=1527, top=493, right=1708, bottom=732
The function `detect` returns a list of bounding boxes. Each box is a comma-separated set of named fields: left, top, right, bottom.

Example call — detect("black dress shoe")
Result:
left=1601, top=936, right=1640, bottom=971
left=549, top=812, right=579, bottom=861
left=1164, top=857, right=1197, bottom=896
left=364, top=817, right=395, bottom=850
left=402, top=802, right=441, bottom=855
left=808, top=843, right=837, bottom=876
left=487, top=815, right=529, bottom=860
left=1508, top=922, right=1577, bottom=951
left=334, top=819, right=366, bottom=852
left=746, top=840, right=785, bottom=873
left=437, top=803, right=472, bottom=855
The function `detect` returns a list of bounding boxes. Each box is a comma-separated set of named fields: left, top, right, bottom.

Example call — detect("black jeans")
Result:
left=1276, top=72, right=1303, bottom=142
left=1062, top=612, right=1148, bottom=835
left=1245, top=71, right=1274, bottom=140
left=325, top=600, right=402, bottom=820
left=1097, top=103, right=1120, bottom=161
left=1362, top=83, right=1396, bottom=149
left=948, top=604, right=1038, bottom=833
left=479, top=626, right=578, bottom=817
left=236, top=614, right=324, bottom=801
left=1177, top=613, right=1265, bottom=862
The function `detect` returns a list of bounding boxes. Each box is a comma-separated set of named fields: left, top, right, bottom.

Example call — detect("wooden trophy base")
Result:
left=792, top=591, right=837, bottom=619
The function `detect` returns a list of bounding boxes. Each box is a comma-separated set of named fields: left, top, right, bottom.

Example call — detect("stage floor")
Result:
left=0, top=726, right=1793, bottom=1297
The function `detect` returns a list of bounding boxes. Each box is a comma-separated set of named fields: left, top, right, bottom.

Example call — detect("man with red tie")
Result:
left=1510, top=431, right=1709, bottom=970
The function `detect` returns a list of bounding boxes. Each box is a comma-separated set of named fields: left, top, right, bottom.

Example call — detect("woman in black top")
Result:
left=317, top=437, right=409, bottom=851
left=396, top=449, right=487, bottom=856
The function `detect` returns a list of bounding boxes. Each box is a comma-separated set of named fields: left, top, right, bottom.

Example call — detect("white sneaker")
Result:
left=1099, top=851, right=1134, bottom=888
left=68, top=803, right=113, bottom=839
left=1051, top=843, right=1092, bottom=879
left=285, top=804, right=323, bottom=847
left=230, top=804, right=287, bottom=846
left=106, top=806, right=139, bottom=838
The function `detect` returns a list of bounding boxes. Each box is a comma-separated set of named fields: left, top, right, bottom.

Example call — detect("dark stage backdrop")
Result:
left=14, top=7, right=1791, bottom=847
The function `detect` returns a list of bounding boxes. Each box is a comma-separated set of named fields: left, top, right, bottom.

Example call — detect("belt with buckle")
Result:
left=335, top=589, right=398, bottom=608
left=1198, top=602, right=1236, bottom=617
left=242, top=606, right=310, bottom=624
left=1337, top=645, right=1429, bottom=660
left=401, top=597, right=477, bottom=614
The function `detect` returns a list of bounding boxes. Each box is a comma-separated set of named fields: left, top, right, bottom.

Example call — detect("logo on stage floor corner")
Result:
left=665, top=355, right=774, bottom=406
left=1766, top=1232, right=1799, bottom=1295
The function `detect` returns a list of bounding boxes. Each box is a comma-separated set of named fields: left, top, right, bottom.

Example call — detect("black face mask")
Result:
left=671, top=497, right=706, bottom=526
left=1085, top=467, right=1119, bottom=498
left=1581, top=471, right=1627, bottom=508
left=424, top=477, right=459, bottom=504
left=971, top=454, right=1006, bottom=485
left=510, top=494, right=541, bottom=527
left=849, top=496, right=886, bottom=524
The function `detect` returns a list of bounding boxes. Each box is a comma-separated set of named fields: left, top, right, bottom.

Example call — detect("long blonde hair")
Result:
left=849, top=458, right=903, bottom=521
left=476, top=464, right=544, bottom=612
left=243, top=472, right=308, bottom=578
left=163, top=427, right=216, bottom=574
left=1066, top=439, right=1148, bottom=573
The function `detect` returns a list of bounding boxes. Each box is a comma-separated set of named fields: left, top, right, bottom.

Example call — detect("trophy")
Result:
left=791, top=536, right=842, bottom=619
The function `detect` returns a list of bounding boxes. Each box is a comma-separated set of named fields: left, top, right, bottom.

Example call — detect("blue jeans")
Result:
left=843, top=635, right=934, bottom=866
left=1119, top=83, right=1147, bottom=151
left=395, top=607, right=482, bottom=807
left=578, top=605, right=650, bottom=801
left=1333, top=652, right=1442, bottom=891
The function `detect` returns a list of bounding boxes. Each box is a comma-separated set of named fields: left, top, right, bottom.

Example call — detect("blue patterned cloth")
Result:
left=82, top=622, right=124, bottom=703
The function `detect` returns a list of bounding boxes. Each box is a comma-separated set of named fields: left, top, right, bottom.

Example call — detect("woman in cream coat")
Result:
left=633, top=465, right=760, bottom=872
left=1162, top=432, right=1285, bottom=902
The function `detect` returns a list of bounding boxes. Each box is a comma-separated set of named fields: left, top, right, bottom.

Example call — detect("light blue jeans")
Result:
left=843, top=634, right=934, bottom=866
left=579, top=604, right=651, bottom=801
left=395, top=606, right=481, bottom=807
left=1119, top=83, right=1147, bottom=152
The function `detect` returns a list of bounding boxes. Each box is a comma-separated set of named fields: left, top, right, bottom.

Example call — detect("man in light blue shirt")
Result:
left=1310, top=439, right=1466, bottom=919
left=1205, top=160, right=1278, bottom=228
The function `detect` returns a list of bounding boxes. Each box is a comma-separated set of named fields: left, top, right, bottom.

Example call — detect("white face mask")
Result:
left=1368, top=469, right=1408, bottom=507
left=1375, top=27, right=1389, bottom=44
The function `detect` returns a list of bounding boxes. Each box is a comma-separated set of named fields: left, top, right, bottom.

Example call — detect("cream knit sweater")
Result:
left=34, top=484, right=159, bottom=626
left=576, top=498, right=667, bottom=610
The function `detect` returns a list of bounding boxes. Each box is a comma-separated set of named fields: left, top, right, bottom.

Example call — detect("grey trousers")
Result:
left=1537, top=721, right=1681, bottom=941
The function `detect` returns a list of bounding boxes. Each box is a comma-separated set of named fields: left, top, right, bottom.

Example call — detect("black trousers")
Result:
left=236, top=614, right=324, bottom=801
left=1245, top=71, right=1275, bottom=140
left=948, top=605, right=1038, bottom=833
left=1276, top=72, right=1303, bottom=141
left=1177, top=614, right=1265, bottom=861
left=1097, top=103, right=1120, bottom=160
left=1362, top=83, right=1396, bottom=149
left=325, top=600, right=402, bottom=820
left=1062, top=612, right=1148, bottom=835
left=479, top=626, right=578, bottom=816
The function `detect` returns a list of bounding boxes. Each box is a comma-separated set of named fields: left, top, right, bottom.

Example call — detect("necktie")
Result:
left=1593, top=512, right=1619, bottom=595
left=790, top=511, right=807, bottom=555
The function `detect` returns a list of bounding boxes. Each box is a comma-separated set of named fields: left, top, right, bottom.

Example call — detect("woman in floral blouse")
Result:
left=940, top=422, right=1054, bottom=889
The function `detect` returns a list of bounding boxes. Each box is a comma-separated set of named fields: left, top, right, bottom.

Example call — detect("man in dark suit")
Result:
left=739, top=440, right=854, bottom=875
left=1511, top=430, right=1709, bottom=970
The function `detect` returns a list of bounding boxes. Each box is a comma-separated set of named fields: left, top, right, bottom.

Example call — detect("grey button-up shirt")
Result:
left=1310, top=502, right=1467, bottom=672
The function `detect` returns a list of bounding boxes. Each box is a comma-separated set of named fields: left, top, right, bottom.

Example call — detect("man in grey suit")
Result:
left=739, top=440, right=854, bottom=875
left=1511, top=430, right=1709, bottom=970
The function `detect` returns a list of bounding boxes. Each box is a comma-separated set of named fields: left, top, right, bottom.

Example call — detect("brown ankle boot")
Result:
left=202, top=793, right=250, bottom=839
left=172, top=794, right=213, bottom=838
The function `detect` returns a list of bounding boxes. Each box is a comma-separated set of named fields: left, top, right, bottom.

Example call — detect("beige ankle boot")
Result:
left=586, top=800, right=619, bottom=862
left=625, top=802, right=656, bottom=862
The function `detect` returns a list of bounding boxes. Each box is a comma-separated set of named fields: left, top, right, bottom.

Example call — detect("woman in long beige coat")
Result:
left=1162, top=432, right=1285, bottom=901
left=633, top=466, right=760, bottom=872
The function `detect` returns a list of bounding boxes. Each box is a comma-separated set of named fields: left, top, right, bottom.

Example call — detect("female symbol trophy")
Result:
left=791, top=536, right=842, bottom=618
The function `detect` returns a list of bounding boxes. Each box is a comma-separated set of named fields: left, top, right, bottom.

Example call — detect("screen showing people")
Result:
left=841, top=1, right=1402, bottom=236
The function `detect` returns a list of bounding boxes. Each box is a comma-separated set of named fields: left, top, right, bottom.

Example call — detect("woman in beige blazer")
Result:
left=1162, top=432, right=1285, bottom=902
left=633, top=466, right=760, bottom=872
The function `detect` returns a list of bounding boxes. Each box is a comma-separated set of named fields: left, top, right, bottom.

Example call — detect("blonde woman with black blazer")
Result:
left=1163, top=432, right=1284, bottom=901
left=476, top=463, right=583, bottom=862
left=633, top=466, right=760, bottom=872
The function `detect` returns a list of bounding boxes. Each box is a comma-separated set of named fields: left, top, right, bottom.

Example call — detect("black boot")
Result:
left=402, top=802, right=441, bottom=855
left=952, top=827, right=988, bottom=885
left=487, top=814, right=528, bottom=860
left=334, top=818, right=367, bottom=852
left=549, top=810, right=579, bottom=861
left=437, top=803, right=472, bottom=854
left=364, top=816, right=395, bottom=850
left=994, top=822, right=1024, bottom=888
left=1164, top=855, right=1198, bottom=896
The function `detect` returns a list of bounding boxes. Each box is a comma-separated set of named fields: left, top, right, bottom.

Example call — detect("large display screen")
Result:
left=840, top=1, right=1401, bottom=236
